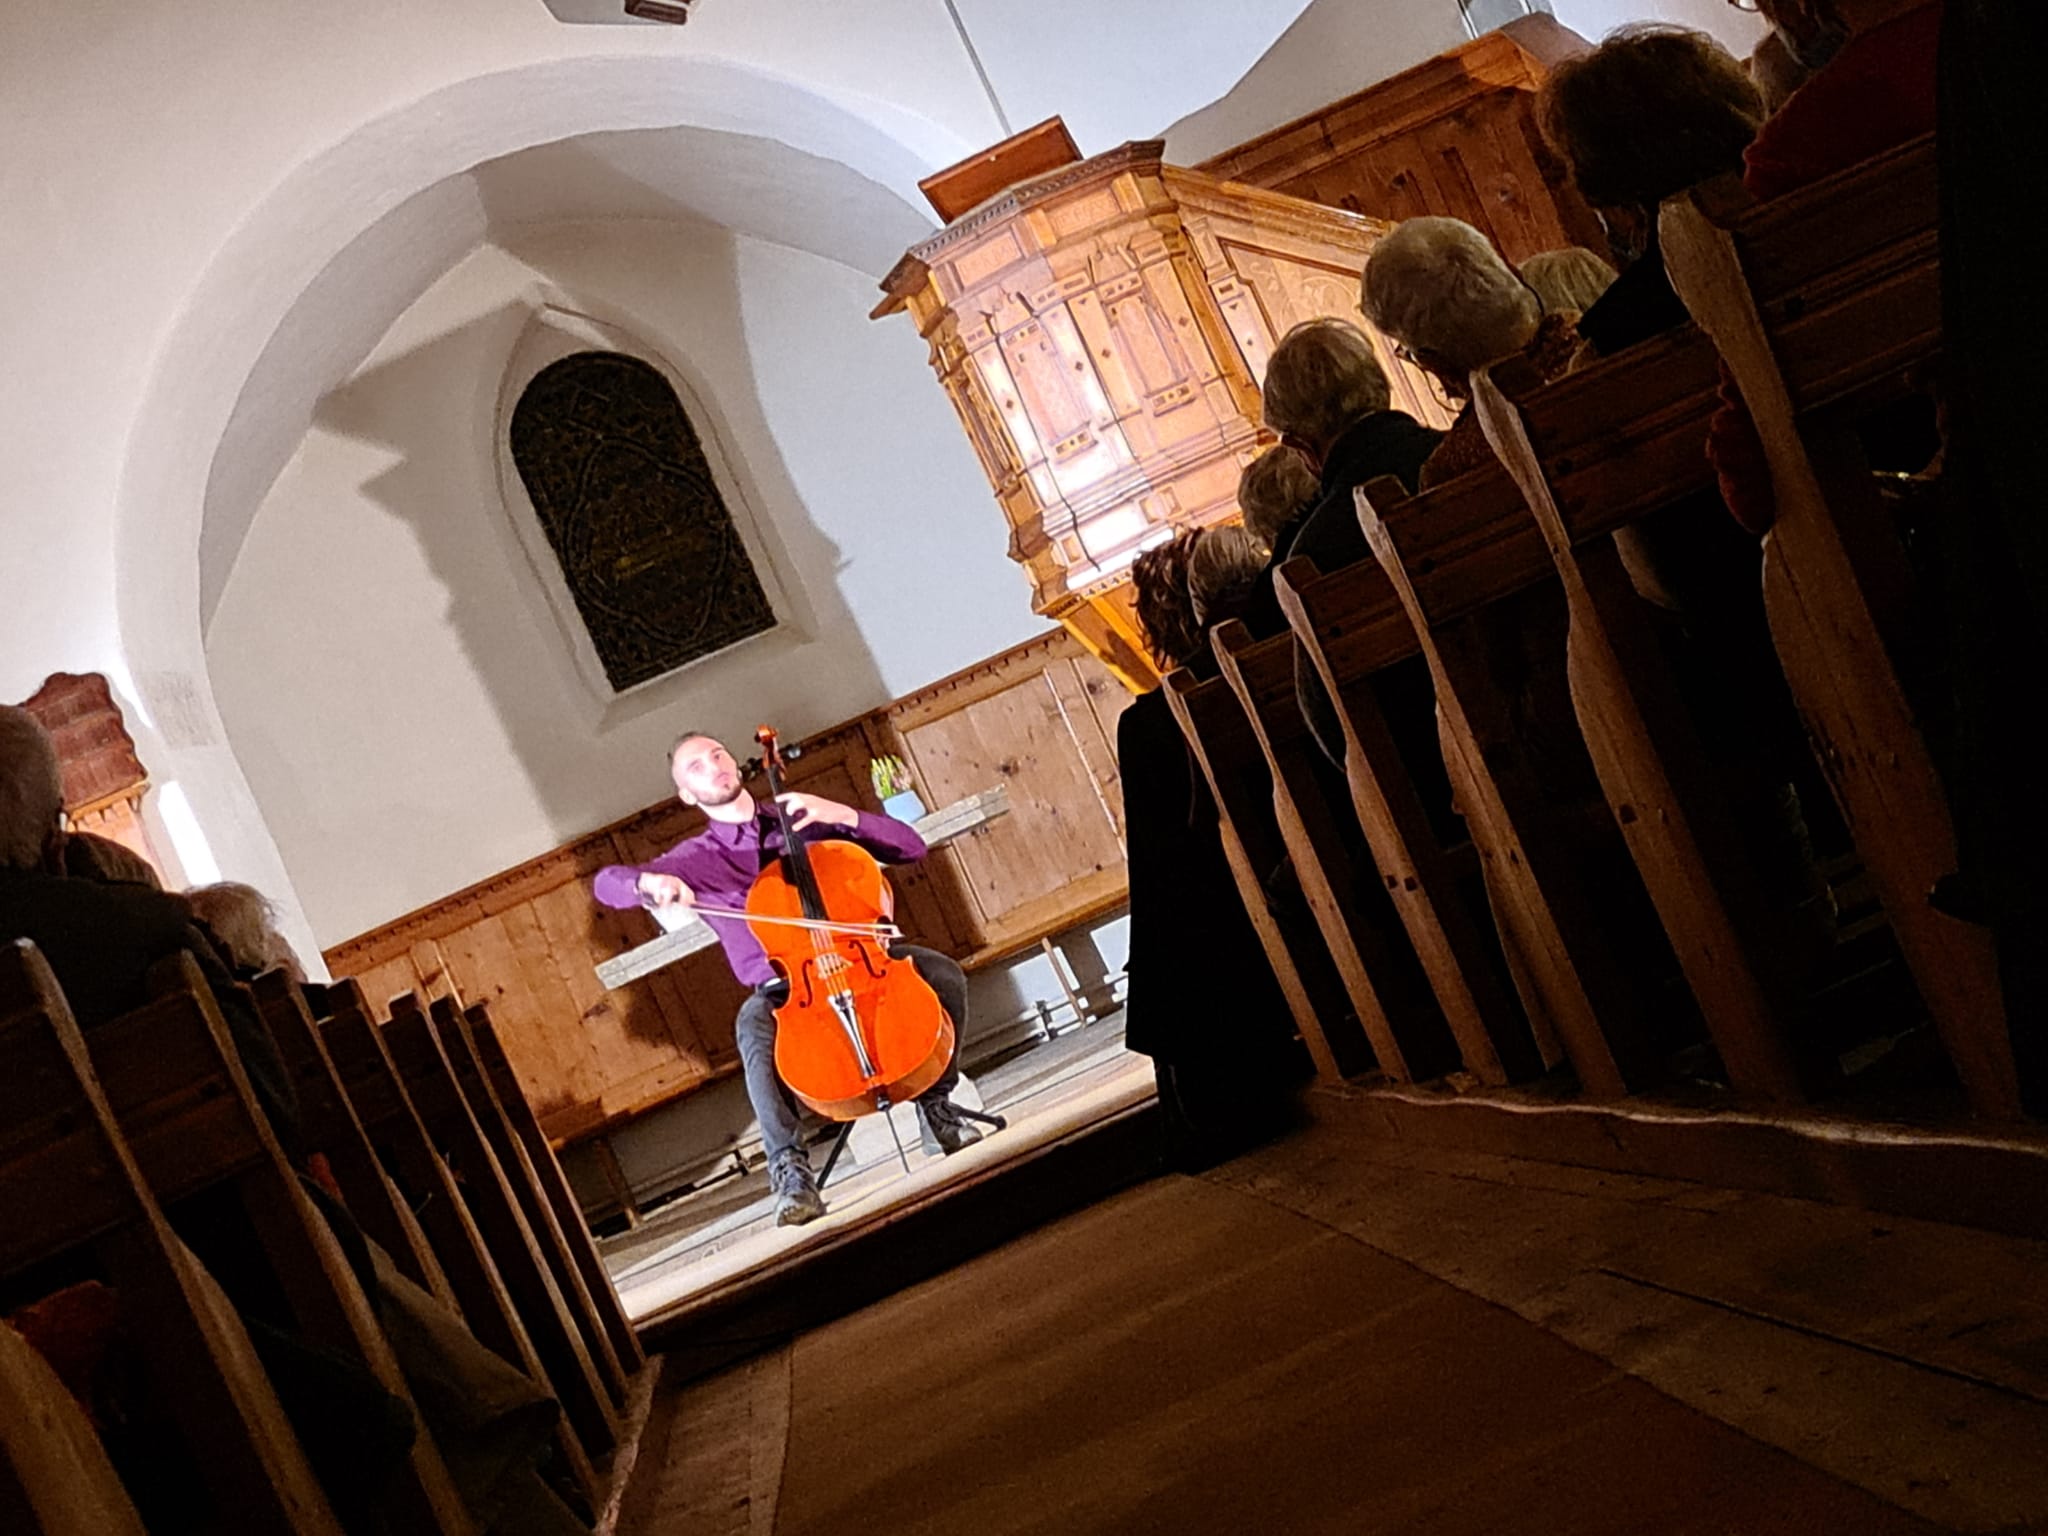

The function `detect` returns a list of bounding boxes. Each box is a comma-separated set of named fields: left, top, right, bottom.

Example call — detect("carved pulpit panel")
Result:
left=880, top=144, right=1450, bottom=692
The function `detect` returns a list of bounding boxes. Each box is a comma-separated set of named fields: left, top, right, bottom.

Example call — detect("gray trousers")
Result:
left=734, top=943, right=967, bottom=1162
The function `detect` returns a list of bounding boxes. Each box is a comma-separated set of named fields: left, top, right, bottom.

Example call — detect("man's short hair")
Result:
left=1236, top=446, right=1320, bottom=553
left=1538, top=25, right=1764, bottom=210
left=1260, top=318, right=1392, bottom=452
left=0, top=705, right=64, bottom=871
left=667, top=728, right=720, bottom=767
left=1362, top=217, right=1543, bottom=375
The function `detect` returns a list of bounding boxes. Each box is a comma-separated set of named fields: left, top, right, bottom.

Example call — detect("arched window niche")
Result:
left=504, top=325, right=776, bottom=697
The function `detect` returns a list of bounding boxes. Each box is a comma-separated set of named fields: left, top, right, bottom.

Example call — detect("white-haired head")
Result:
left=0, top=706, right=65, bottom=871
left=1260, top=318, right=1392, bottom=460
left=1361, top=217, right=1542, bottom=378
left=1518, top=246, right=1618, bottom=317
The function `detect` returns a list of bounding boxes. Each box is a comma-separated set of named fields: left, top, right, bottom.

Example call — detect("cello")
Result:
left=743, top=726, right=955, bottom=1129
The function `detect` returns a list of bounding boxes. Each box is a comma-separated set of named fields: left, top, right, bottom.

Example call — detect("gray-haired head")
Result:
left=0, top=705, right=64, bottom=871
left=1260, top=318, right=1392, bottom=460
left=1362, top=217, right=1542, bottom=377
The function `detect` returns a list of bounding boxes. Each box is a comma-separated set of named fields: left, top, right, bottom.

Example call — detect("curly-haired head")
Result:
left=1236, top=446, right=1320, bottom=554
left=1538, top=26, right=1763, bottom=211
left=1130, top=532, right=1205, bottom=673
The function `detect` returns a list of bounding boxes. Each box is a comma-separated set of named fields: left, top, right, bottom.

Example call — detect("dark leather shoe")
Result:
left=920, top=1097, right=985, bottom=1155
left=769, top=1151, right=825, bottom=1226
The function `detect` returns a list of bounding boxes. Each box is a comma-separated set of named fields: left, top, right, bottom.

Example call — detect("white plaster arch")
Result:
left=112, top=51, right=957, bottom=958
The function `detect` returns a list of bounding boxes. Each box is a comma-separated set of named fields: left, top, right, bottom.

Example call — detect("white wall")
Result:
left=205, top=223, right=1038, bottom=945
left=1548, top=0, right=1767, bottom=51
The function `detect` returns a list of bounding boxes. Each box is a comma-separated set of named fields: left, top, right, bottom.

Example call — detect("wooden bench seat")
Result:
left=1210, top=621, right=1460, bottom=1085
left=1661, top=133, right=2021, bottom=1119
left=316, top=985, right=600, bottom=1508
left=430, top=996, right=631, bottom=1410
left=1276, top=552, right=1550, bottom=1086
left=0, top=940, right=343, bottom=1534
left=104, top=954, right=476, bottom=1535
left=466, top=1004, right=644, bottom=1378
left=1472, top=328, right=1811, bottom=1102
left=0, top=1299, right=146, bottom=1536
left=1162, top=669, right=1371, bottom=1081
left=1356, top=468, right=1666, bottom=1096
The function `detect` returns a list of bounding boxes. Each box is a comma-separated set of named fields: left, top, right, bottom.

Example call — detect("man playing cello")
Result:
left=593, top=731, right=984, bottom=1225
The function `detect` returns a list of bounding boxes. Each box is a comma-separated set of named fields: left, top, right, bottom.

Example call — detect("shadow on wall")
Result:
left=306, top=230, right=886, bottom=845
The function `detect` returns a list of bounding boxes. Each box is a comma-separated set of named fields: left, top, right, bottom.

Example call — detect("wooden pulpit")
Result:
left=876, top=18, right=1598, bottom=692
left=877, top=138, right=1449, bottom=690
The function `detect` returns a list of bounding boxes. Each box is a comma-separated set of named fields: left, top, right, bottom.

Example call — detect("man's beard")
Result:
left=697, top=780, right=748, bottom=808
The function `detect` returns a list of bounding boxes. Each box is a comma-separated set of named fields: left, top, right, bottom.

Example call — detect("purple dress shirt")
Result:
left=592, top=805, right=927, bottom=988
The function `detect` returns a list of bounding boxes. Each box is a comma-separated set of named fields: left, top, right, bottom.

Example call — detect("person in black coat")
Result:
left=1118, top=533, right=1309, bottom=1169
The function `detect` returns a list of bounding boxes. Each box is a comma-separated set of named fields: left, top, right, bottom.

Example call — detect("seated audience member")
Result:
left=1253, top=317, right=1443, bottom=772
left=1708, top=0, right=1945, bottom=531
left=1361, top=216, right=1580, bottom=487
left=1190, top=524, right=1266, bottom=628
left=1743, top=0, right=1938, bottom=199
left=1518, top=246, right=1618, bottom=318
left=187, top=880, right=309, bottom=984
left=1118, top=532, right=1306, bottom=1169
left=0, top=706, right=296, bottom=1134
left=1236, top=443, right=1320, bottom=559
left=2, top=707, right=586, bottom=1534
left=1538, top=26, right=1766, bottom=359
left=61, top=831, right=162, bottom=888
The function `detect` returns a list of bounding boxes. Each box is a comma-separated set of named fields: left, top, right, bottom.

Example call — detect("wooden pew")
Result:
left=1275, top=553, right=1551, bottom=1086
left=1, top=1291, right=147, bottom=1536
left=1162, top=669, right=1374, bottom=1081
left=0, top=940, right=343, bottom=1535
left=431, top=996, right=631, bottom=1409
left=466, top=1004, right=645, bottom=1378
left=1661, top=135, right=2022, bottom=1119
left=1210, top=620, right=1458, bottom=1084
left=383, top=994, right=618, bottom=1461
left=1469, top=330, right=1809, bottom=1101
left=251, top=970, right=461, bottom=1312
left=317, top=987, right=601, bottom=1509
left=101, top=955, right=476, bottom=1535
left=1356, top=469, right=1664, bottom=1096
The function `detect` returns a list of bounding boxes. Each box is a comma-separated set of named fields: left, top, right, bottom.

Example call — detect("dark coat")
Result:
left=1114, top=689, right=1294, bottom=1068
left=1270, top=412, right=1448, bottom=831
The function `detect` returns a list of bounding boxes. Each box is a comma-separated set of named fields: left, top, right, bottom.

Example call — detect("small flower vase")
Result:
left=882, top=790, right=928, bottom=824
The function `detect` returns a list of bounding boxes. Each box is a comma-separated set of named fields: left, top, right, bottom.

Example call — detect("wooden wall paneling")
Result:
left=1043, top=654, right=1130, bottom=850
left=527, top=879, right=711, bottom=1137
left=1196, top=16, right=1604, bottom=265
left=1074, top=648, right=1138, bottom=737
left=437, top=904, right=597, bottom=1129
left=349, top=950, right=432, bottom=1021
left=894, top=666, right=1125, bottom=937
left=852, top=715, right=978, bottom=957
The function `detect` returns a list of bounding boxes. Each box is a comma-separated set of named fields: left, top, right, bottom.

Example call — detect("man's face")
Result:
left=671, top=736, right=746, bottom=808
